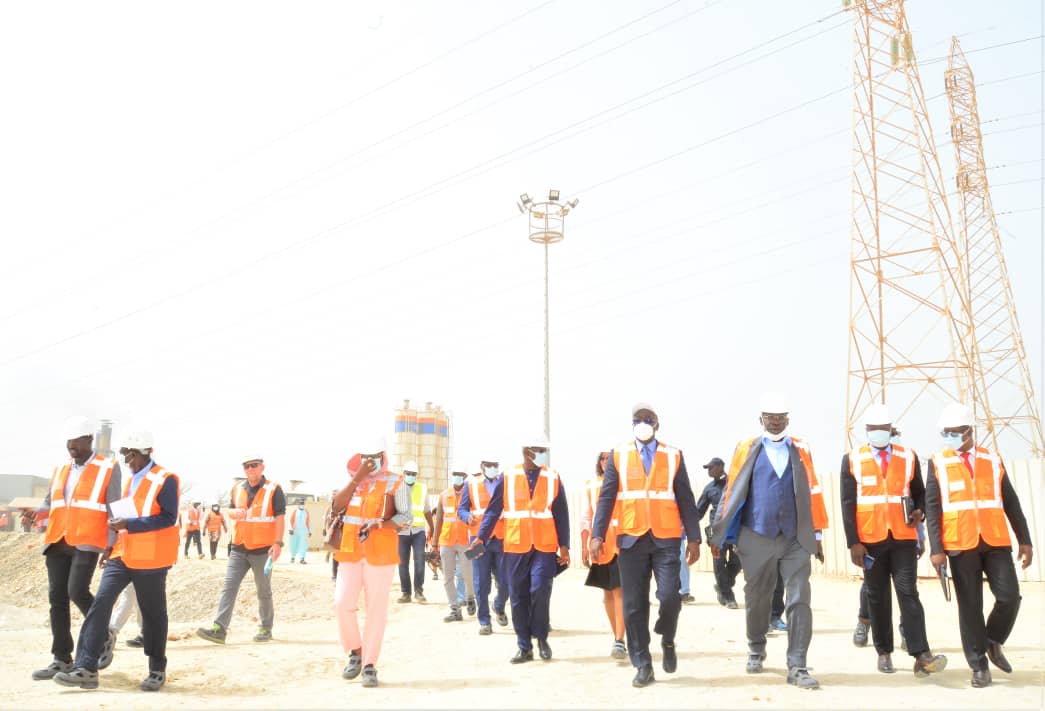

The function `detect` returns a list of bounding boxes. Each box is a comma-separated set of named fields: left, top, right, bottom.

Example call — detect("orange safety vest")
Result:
left=932, top=446, right=1011, bottom=551
left=335, top=472, right=402, bottom=565
left=232, top=479, right=281, bottom=549
left=110, top=465, right=180, bottom=570
left=613, top=441, right=684, bottom=540
left=468, top=476, right=504, bottom=539
left=586, top=475, right=619, bottom=564
left=438, top=487, right=470, bottom=547
left=45, top=454, right=117, bottom=549
left=205, top=512, right=224, bottom=533
left=502, top=465, right=560, bottom=554
left=185, top=507, right=201, bottom=531
left=849, top=444, right=917, bottom=543
left=721, top=436, right=829, bottom=531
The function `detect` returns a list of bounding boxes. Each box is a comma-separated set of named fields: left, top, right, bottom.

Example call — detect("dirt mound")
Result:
left=0, top=533, right=335, bottom=626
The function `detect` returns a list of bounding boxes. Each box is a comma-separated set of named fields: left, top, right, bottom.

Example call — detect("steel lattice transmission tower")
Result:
left=945, top=37, right=1044, bottom=457
left=845, top=0, right=975, bottom=447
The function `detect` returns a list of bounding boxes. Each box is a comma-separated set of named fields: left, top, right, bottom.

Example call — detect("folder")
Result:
left=939, top=562, right=952, bottom=602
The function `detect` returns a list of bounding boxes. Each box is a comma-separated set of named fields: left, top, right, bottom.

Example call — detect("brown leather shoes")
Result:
left=877, top=653, right=895, bottom=673
left=913, top=651, right=948, bottom=677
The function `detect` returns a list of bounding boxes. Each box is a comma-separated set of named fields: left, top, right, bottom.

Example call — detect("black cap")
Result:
left=702, top=457, right=725, bottom=469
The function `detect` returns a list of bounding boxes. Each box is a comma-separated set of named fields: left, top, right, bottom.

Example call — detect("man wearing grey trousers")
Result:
left=711, top=392, right=829, bottom=690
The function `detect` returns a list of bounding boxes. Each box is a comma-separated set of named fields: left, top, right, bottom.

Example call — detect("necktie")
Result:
left=961, top=451, right=973, bottom=476
left=641, top=444, right=653, bottom=475
left=879, top=450, right=889, bottom=476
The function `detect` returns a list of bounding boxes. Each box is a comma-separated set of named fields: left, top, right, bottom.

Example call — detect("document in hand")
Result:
left=939, top=562, right=952, bottom=602
left=109, top=497, right=139, bottom=520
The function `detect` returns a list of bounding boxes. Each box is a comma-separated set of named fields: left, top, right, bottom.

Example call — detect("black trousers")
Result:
left=209, top=536, right=220, bottom=558
left=949, top=546, right=1022, bottom=671
left=863, top=540, right=927, bottom=656
left=617, top=533, right=682, bottom=668
left=714, top=546, right=741, bottom=601
left=184, top=529, right=202, bottom=556
left=44, top=540, right=99, bottom=661
left=397, top=531, right=426, bottom=595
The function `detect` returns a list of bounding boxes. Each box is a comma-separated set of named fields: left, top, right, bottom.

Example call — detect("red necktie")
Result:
left=961, top=451, right=973, bottom=476
left=879, top=451, right=889, bottom=476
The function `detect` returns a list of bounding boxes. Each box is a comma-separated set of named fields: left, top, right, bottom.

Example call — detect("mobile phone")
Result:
left=358, top=523, right=371, bottom=542
left=465, top=541, right=486, bottom=559
left=863, top=554, right=876, bottom=570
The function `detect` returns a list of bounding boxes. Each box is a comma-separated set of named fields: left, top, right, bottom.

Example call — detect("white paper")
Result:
left=109, top=497, right=139, bottom=520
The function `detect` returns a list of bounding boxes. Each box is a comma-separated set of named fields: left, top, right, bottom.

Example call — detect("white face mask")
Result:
left=531, top=450, right=549, bottom=467
left=867, top=429, right=892, bottom=449
left=633, top=423, right=655, bottom=442
left=483, top=465, right=499, bottom=479
left=762, top=427, right=788, bottom=442
left=452, top=475, right=466, bottom=486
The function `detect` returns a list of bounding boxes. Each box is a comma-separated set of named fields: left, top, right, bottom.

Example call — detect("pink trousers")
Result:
left=334, top=559, right=396, bottom=666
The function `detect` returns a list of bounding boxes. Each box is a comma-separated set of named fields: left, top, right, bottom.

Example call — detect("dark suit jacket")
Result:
left=710, top=437, right=819, bottom=556
left=591, top=441, right=701, bottom=549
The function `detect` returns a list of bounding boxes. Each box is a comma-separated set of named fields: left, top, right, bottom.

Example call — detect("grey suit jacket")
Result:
left=709, top=437, right=818, bottom=556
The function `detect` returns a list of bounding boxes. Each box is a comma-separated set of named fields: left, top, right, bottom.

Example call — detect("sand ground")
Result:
left=0, top=532, right=1042, bottom=710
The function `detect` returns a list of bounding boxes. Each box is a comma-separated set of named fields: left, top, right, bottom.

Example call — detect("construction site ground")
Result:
left=0, top=532, right=1041, bottom=709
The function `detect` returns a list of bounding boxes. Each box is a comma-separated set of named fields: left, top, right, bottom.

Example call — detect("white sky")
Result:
left=1, top=0, right=1041, bottom=504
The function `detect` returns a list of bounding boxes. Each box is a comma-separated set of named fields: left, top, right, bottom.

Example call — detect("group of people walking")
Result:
left=29, top=394, right=1035, bottom=693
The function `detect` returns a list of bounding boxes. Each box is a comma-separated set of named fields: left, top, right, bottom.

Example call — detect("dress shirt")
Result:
left=761, top=435, right=792, bottom=477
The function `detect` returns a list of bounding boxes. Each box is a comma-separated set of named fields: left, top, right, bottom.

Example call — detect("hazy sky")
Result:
left=1, top=0, right=1041, bottom=503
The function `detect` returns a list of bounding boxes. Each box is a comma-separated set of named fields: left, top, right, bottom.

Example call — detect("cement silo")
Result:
left=393, top=400, right=450, bottom=494
left=392, top=399, right=418, bottom=474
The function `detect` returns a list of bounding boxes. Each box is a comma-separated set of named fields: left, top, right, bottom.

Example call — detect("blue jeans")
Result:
left=75, top=559, right=168, bottom=672
left=679, top=538, right=690, bottom=595
left=504, top=549, right=557, bottom=651
left=472, top=536, right=509, bottom=625
left=397, top=531, right=426, bottom=595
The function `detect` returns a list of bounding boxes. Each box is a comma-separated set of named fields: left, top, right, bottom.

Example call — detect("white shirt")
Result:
left=760, top=436, right=792, bottom=479
left=64, top=453, right=94, bottom=504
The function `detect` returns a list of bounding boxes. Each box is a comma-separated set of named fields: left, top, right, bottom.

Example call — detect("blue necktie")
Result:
left=641, top=444, right=653, bottom=474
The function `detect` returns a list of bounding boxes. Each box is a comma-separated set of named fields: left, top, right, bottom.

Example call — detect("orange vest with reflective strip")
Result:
left=111, top=465, right=180, bottom=569
left=468, top=476, right=504, bottom=539
left=502, top=466, right=560, bottom=554
left=185, top=507, right=201, bottom=531
left=45, top=454, right=117, bottom=549
left=932, top=446, right=1011, bottom=551
left=613, top=442, right=684, bottom=539
left=232, top=479, right=281, bottom=549
left=438, top=487, right=470, bottom=546
left=586, top=475, right=619, bottom=564
left=205, top=512, right=224, bottom=533
left=849, top=444, right=917, bottom=543
left=335, top=472, right=402, bottom=565
left=721, top=436, right=829, bottom=531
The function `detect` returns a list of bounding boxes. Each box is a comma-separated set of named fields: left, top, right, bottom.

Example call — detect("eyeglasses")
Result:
left=939, top=427, right=971, bottom=437
left=598, top=455, right=609, bottom=461
left=632, top=417, right=655, bottom=426
left=243, top=462, right=262, bottom=469
left=761, top=413, right=788, bottom=422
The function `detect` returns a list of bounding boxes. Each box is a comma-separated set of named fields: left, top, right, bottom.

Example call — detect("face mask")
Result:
left=212, top=507, right=219, bottom=513
left=452, top=475, right=466, bottom=486
left=941, top=433, right=964, bottom=451
left=867, top=429, right=892, bottom=449
left=762, top=427, right=788, bottom=442
left=531, top=450, right=549, bottom=467
left=404, top=475, right=417, bottom=485
left=633, top=423, right=655, bottom=442
left=298, top=505, right=305, bottom=510
left=483, top=465, right=499, bottom=479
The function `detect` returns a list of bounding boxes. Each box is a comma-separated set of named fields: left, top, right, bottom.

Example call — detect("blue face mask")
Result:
left=867, top=429, right=892, bottom=449
left=941, top=433, right=965, bottom=451
left=531, top=450, right=549, bottom=467
left=452, top=475, right=466, bottom=486
left=404, top=475, right=417, bottom=485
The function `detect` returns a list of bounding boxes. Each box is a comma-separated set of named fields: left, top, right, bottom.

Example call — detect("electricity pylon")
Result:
left=845, top=0, right=975, bottom=447
left=945, top=36, right=1044, bottom=457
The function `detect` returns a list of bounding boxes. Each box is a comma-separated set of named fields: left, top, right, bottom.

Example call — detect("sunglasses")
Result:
left=632, top=417, right=655, bottom=426
left=243, top=462, right=262, bottom=469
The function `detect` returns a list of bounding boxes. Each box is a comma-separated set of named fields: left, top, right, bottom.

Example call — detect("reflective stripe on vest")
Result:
left=468, top=476, right=504, bottom=538
left=111, top=465, right=180, bottom=569
left=45, top=455, right=116, bottom=547
left=336, top=472, right=402, bottom=565
left=502, top=466, right=559, bottom=553
left=587, top=475, right=619, bottom=564
left=933, top=446, right=1009, bottom=550
left=411, top=483, right=428, bottom=528
left=614, top=442, right=683, bottom=539
left=849, top=444, right=916, bottom=543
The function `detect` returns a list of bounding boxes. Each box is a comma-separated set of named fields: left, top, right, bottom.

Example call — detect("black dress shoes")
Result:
left=662, top=643, right=677, bottom=673
left=971, top=668, right=992, bottom=688
left=987, top=641, right=1012, bottom=673
left=538, top=639, right=552, bottom=661
left=511, top=648, right=534, bottom=664
left=632, top=664, right=655, bottom=688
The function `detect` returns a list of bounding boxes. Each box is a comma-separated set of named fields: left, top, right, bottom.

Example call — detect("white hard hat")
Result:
left=863, top=403, right=892, bottom=427
left=403, top=460, right=419, bottom=474
left=479, top=455, right=500, bottom=465
left=451, top=460, right=469, bottom=474
left=524, top=435, right=551, bottom=449
left=62, top=416, right=96, bottom=441
left=358, top=435, right=387, bottom=456
left=631, top=402, right=656, bottom=416
left=759, top=391, right=789, bottom=414
left=938, top=402, right=973, bottom=429
left=122, top=430, right=154, bottom=451
left=241, top=453, right=264, bottom=464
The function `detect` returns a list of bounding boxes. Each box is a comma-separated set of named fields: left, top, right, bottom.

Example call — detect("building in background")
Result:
left=392, top=399, right=450, bottom=494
